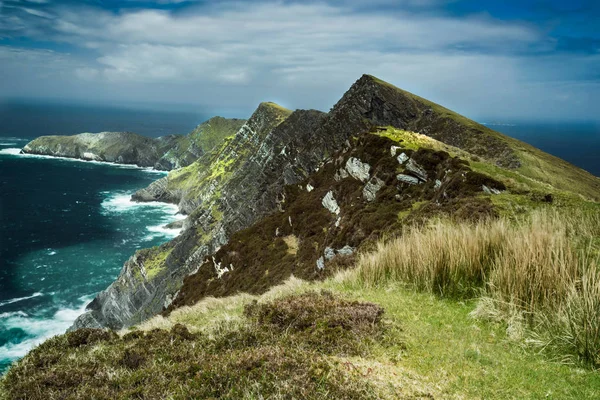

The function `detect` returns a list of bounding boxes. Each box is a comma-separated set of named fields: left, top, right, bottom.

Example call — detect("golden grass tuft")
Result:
left=344, top=209, right=600, bottom=366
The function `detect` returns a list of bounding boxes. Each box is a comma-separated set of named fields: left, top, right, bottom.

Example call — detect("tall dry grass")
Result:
left=347, top=209, right=600, bottom=366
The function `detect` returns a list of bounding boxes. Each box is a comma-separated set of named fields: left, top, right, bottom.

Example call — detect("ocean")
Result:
left=0, top=101, right=598, bottom=374
left=0, top=101, right=205, bottom=373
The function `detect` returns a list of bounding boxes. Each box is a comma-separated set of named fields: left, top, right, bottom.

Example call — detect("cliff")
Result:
left=21, top=116, right=246, bottom=171
left=72, top=75, right=600, bottom=331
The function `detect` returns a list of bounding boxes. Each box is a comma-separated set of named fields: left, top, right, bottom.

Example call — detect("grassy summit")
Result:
left=367, top=75, right=600, bottom=201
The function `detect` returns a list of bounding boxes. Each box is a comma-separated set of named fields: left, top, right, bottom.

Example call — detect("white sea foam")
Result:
left=144, top=223, right=183, bottom=241
left=0, top=311, right=28, bottom=318
left=0, top=292, right=43, bottom=308
left=101, top=191, right=185, bottom=240
left=101, top=192, right=179, bottom=214
left=0, top=295, right=94, bottom=362
left=0, top=149, right=166, bottom=174
left=0, top=148, right=22, bottom=156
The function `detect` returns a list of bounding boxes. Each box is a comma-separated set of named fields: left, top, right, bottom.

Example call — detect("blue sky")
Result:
left=0, top=0, right=598, bottom=120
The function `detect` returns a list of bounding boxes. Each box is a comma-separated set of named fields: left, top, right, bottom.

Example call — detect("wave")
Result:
left=0, top=295, right=94, bottom=362
left=0, top=149, right=166, bottom=174
left=0, top=292, right=43, bottom=308
left=101, top=192, right=179, bottom=214
left=101, top=191, right=185, bottom=240
left=144, top=222, right=183, bottom=241
left=0, top=148, right=22, bottom=156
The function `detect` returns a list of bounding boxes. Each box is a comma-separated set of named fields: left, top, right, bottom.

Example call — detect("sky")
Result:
left=0, top=0, right=599, bottom=121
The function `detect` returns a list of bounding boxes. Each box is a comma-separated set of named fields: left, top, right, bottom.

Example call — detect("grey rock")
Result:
left=322, top=191, right=341, bottom=215
left=316, top=256, right=325, bottom=270
left=390, top=146, right=402, bottom=156
left=397, top=152, right=409, bottom=164
left=482, top=185, right=502, bottom=195
left=397, top=174, right=421, bottom=185
left=324, top=247, right=336, bottom=261
left=306, top=183, right=314, bottom=192
left=345, top=157, right=371, bottom=182
left=363, top=176, right=385, bottom=202
left=337, top=245, right=355, bottom=256
left=334, top=168, right=349, bottom=181
left=405, top=158, right=428, bottom=181
left=163, top=220, right=184, bottom=230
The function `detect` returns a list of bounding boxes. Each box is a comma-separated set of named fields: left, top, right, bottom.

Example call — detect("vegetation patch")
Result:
left=347, top=208, right=600, bottom=367
left=0, top=293, right=389, bottom=400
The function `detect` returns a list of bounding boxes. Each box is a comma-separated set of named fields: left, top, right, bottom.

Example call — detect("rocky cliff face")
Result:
left=72, top=102, right=298, bottom=329
left=71, top=74, right=600, bottom=331
left=21, top=117, right=245, bottom=171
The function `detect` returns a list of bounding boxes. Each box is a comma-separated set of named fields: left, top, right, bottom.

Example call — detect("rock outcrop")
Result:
left=21, top=117, right=245, bottom=171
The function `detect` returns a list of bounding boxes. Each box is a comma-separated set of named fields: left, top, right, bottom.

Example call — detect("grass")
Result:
left=367, top=76, right=600, bottom=201
left=140, top=245, right=173, bottom=280
left=346, top=208, right=600, bottom=367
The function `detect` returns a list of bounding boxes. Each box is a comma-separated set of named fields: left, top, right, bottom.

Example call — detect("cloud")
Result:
left=0, top=0, right=597, bottom=121
left=20, top=6, right=53, bottom=18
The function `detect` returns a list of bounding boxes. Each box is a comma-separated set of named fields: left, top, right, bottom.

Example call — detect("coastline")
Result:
left=0, top=146, right=184, bottom=373
left=0, top=147, right=168, bottom=175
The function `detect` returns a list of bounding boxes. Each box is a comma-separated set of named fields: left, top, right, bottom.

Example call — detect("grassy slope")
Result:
left=370, top=75, right=600, bottom=202
left=187, top=116, right=247, bottom=155
left=379, top=127, right=599, bottom=215
left=165, top=103, right=292, bottom=204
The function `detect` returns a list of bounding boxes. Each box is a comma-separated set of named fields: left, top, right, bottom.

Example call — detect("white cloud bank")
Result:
left=0, top=1, right=598, bottom=120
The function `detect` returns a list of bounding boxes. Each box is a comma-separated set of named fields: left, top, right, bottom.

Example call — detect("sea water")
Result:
left=0, top=140, right=186, bottom=373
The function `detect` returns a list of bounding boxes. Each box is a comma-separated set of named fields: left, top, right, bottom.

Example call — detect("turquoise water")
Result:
left=0, top=139, right=184, bottom=373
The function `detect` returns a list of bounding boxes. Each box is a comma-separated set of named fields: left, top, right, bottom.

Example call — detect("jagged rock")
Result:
left=334, top=168, right=349, bottom=181
left=324, top=247, right=336, bottom=261
left=363, top=176, right=385, bottom=202
left=322, top=191, right=341, bottom=215
left=306, top=183, right=314, bottom=192
left=390, top=146, right=402, bottom=156
left=397, top=152, right=409, bottom=165
left=405, top=158, right=428, bottom=181
left=345, top=157, right=371, bottom=182
left=397, top=174, right=421, bottom=185
left=72, top=74, right=527, bottom=331
left=316, top=256, right=325, bottom=270
left=337, top=245, right=355, bottom=257
left=163, top=220, right=184, bottom=230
